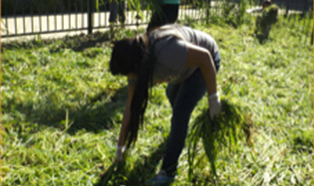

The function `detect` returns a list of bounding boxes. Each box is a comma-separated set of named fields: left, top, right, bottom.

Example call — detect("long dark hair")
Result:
left=109, top=36, right=156, bottom=148
left=109, top=38, right=143, bottom=75
left=126, top=40, right=157, bottom=148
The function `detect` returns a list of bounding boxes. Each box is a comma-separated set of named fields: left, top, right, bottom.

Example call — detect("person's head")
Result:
left=109, top=37, right=144, bottom=76
left=262, top=0, right=271, bottom=9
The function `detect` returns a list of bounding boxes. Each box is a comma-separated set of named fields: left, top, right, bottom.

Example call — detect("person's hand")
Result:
left=208, top=92, right=222, bottom=119
left=115, top=146, right=126, bottom=162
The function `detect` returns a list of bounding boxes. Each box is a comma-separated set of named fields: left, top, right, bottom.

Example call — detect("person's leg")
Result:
left=161, top=52, right=221, bottom=177
left=118, top=0, right=126, bottom=28
left=146, top=4, right=179, bottom=32
left=109, top=0, right=118, bottom=23
left=109, top=0, right=119, bottom=34
left=162, top=4, right=179, bottom=24
left=161, top=68, right=208, bottom=177
left=166, top=83, right=180, bottom=108
left=147, top=3, right=165, bottom=32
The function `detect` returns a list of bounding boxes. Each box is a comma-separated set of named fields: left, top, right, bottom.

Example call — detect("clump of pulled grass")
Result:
left=96, top=161, right=127, bottom=186
left=187, top=98, right=254, bottom=181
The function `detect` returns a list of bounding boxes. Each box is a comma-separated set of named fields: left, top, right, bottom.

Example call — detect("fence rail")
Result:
left=1, top=0, right=312, bottom=38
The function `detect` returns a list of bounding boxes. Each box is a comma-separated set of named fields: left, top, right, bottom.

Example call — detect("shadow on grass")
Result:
left=66, top=86, right=128, bottom=134
left=292, top=129, right=313, bottom=154
left=1, top=31, right=112, bottom=52
left=3, top=86, right=128, bottom=134
left=95, top=138, right=170, bottom=186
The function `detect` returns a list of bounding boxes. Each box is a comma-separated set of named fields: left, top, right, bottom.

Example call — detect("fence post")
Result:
left=88, top=0, right=94, bottom=34
left=285, top=0, right=290, bottom=17
left=206, top=0, right=211, bottom=24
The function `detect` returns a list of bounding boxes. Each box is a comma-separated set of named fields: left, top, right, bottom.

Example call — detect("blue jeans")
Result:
left=161, top=52, right=221, bottom=176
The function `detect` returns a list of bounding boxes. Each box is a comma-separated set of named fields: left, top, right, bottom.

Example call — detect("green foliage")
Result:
left=292, top=129, right=313, bottom=154
left=1, top=15, right=313, bottom=185
left=223, top=0, right=253, bottom=27
left=199, top=0, right=253, bottom=28
left=187, top=98, right=253, bottom=181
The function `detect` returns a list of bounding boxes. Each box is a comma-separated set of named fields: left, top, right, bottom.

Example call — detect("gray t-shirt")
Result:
left=148, top=24, right=219, bottom=84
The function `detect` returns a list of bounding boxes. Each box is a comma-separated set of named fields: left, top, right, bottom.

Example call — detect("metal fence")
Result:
left=1, top=0, right=312, bottom=38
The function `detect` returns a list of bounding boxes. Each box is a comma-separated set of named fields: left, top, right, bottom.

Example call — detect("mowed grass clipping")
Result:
left=1, top=15, right=313, bottom=185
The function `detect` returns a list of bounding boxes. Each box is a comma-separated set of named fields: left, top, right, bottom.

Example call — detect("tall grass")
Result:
left=1, top=12, right=313, bottom=186
left=187, top=97, right=254, bottom=182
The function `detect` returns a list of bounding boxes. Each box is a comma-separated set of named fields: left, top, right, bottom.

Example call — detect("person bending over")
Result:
left=109, top=24, right=222, bottom=185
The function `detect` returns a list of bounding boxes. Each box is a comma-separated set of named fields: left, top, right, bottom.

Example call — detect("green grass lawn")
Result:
left=1, top=14, right=313, bottom=186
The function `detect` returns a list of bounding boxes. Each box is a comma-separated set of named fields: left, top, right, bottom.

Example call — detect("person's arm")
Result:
left=115, top=73, right=137, bottom=161
left=185, top=43, right=221, bottom=119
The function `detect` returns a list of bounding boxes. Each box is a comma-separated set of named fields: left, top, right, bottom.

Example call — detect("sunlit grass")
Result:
left=1, top=13, right=313, bottom=186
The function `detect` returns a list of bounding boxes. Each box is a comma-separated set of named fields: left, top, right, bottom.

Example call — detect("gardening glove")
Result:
left=115, top=146, right=126, bottom=162
left=208, top=92, right=222, bottom=119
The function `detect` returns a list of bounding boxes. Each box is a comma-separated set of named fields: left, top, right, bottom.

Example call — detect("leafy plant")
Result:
left=187, top=97, right=253, bottom=181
